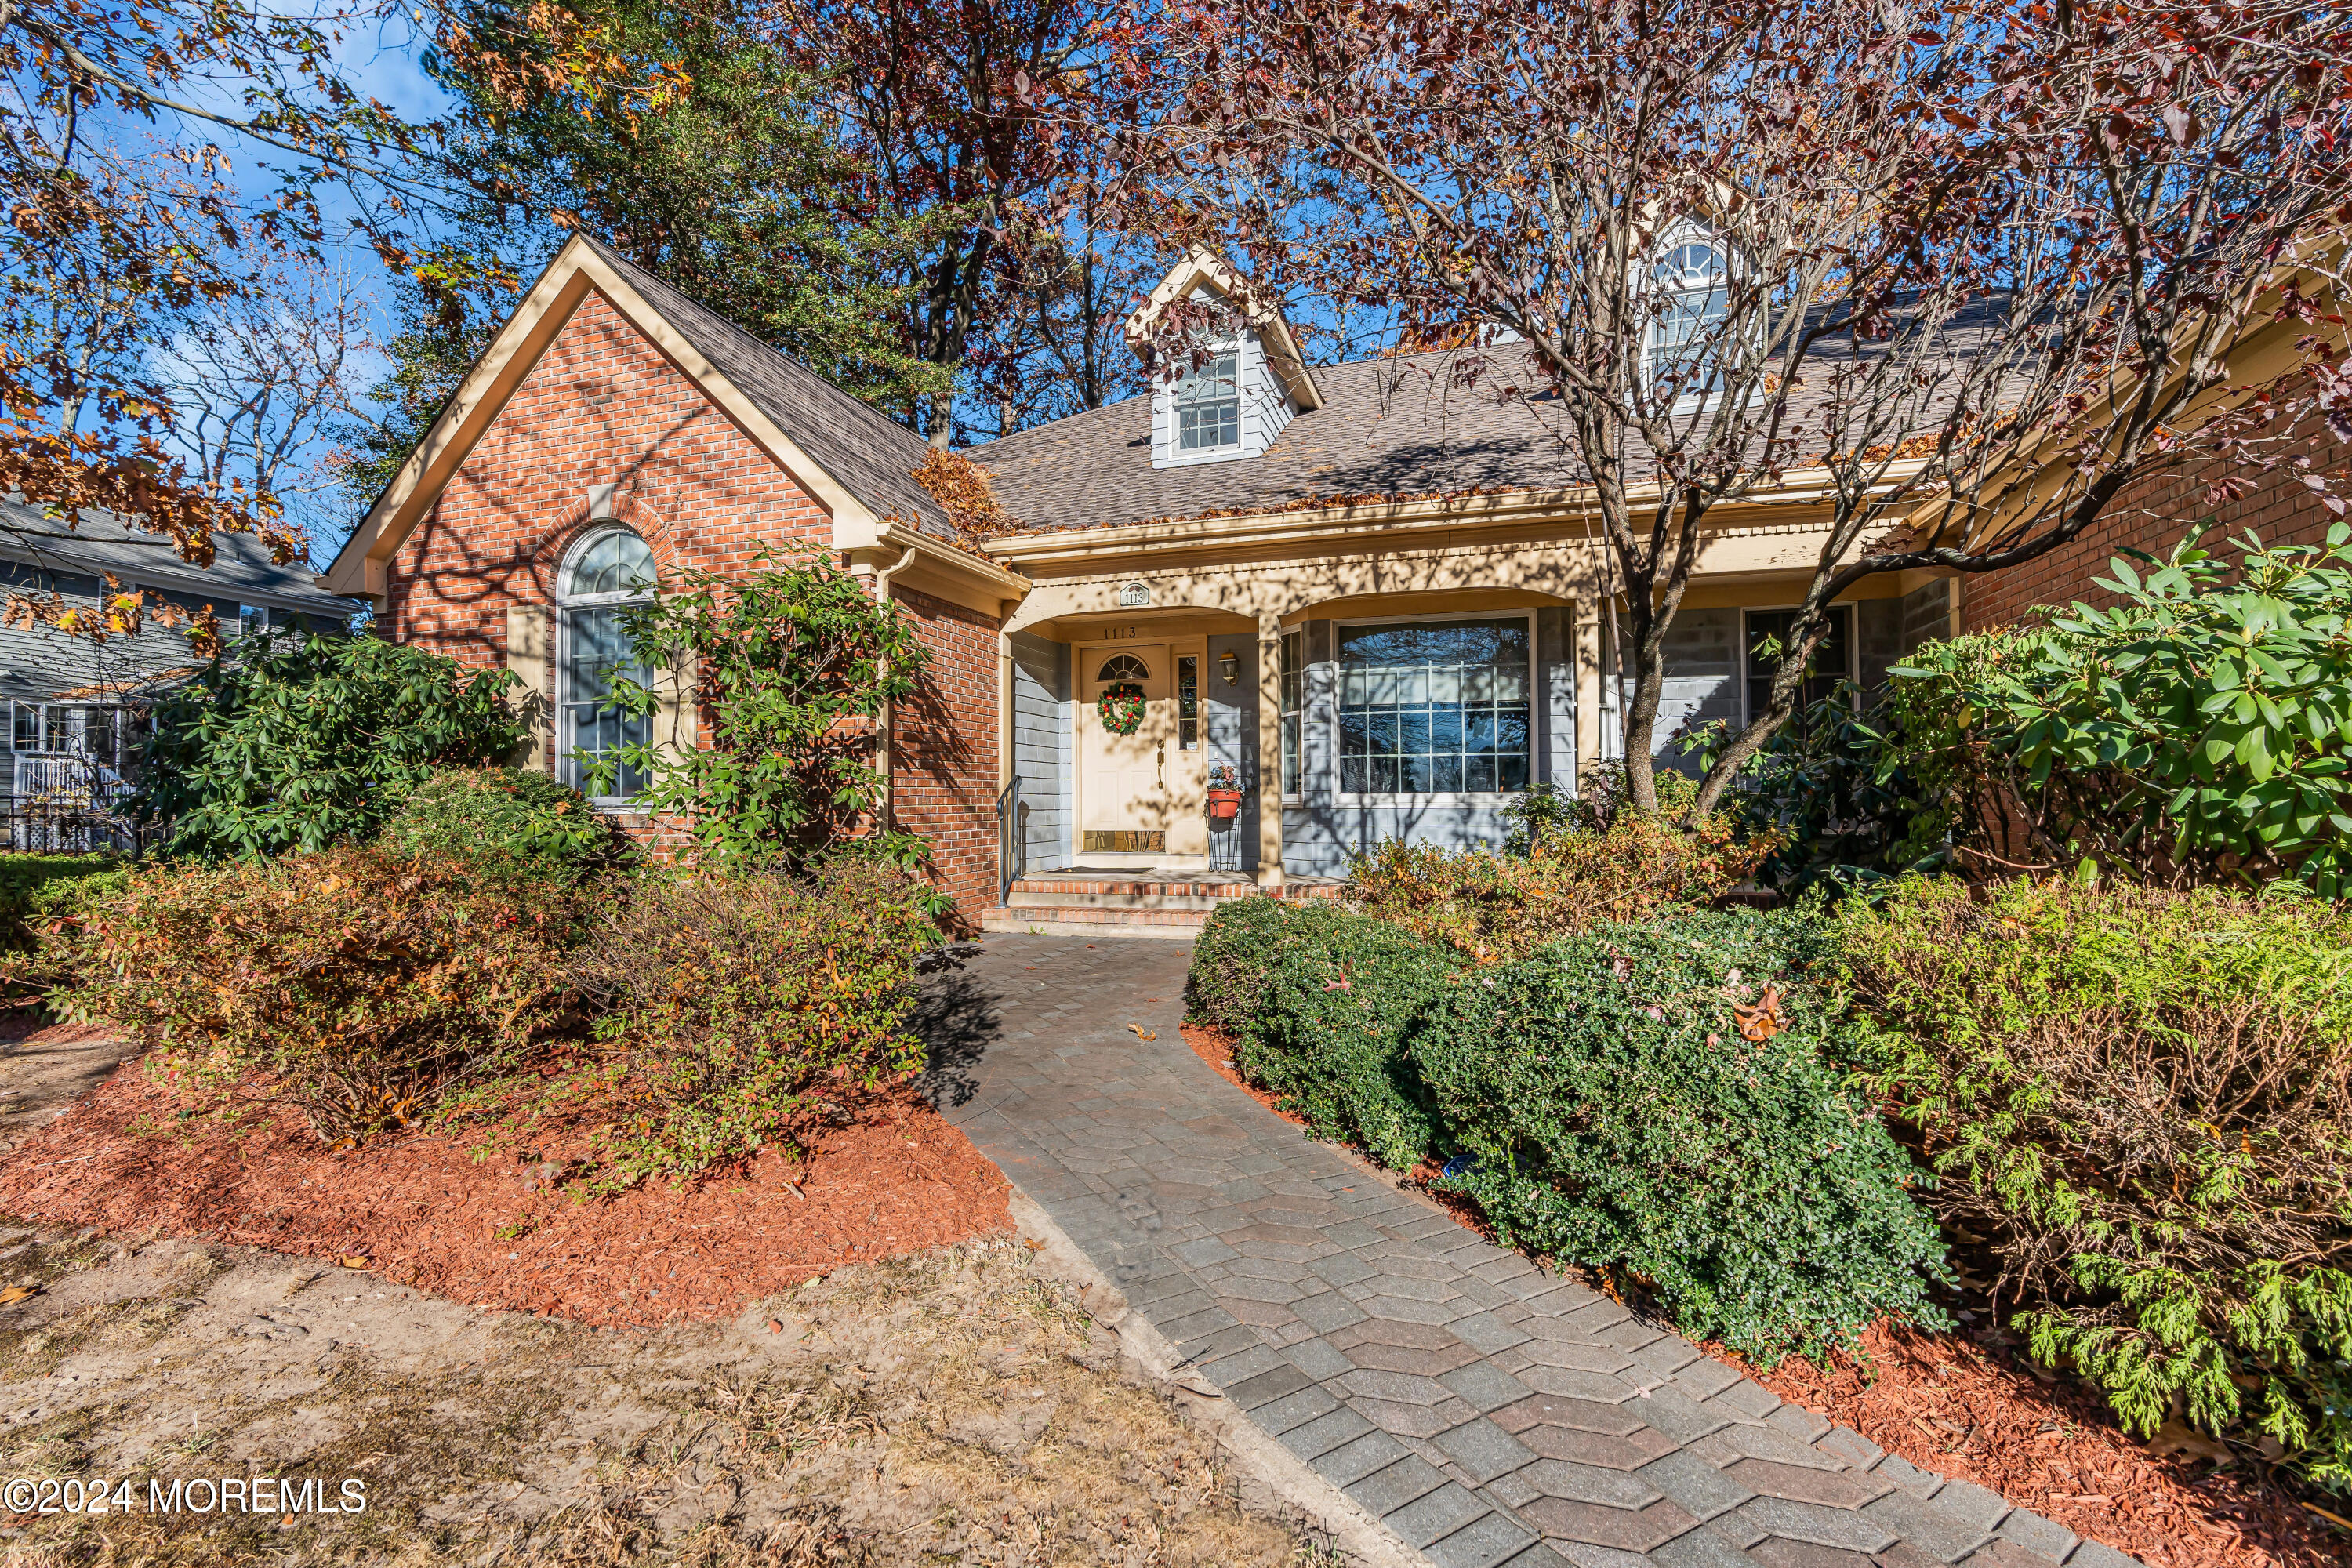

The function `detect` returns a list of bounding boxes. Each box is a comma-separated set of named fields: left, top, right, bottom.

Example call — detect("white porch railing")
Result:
left=10, top=753, right=135, bottom=852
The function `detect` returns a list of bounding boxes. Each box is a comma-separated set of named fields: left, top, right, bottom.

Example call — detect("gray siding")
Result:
left=1897, top=578, right=1955, bottom=653
left=1007, top=631, right=1072, bottom=873
left=1650, top=607, right=1740, bottom=772
left=1205, top=633, right=1258, bottom=871
left=1537, top=606, right=1576, bottom=791
left=1857, top=597, right=1905, bottom=693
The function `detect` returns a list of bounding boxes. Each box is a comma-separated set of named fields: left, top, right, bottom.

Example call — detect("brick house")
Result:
left=325, top=233, right=2328, bottom=923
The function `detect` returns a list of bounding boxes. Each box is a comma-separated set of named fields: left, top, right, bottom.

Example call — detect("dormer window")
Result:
left=1647, top=235, right=1730, bottom=401
left=1175, top=349, right=1241, bottom=452
left=1127, top=249, right=1324, bottom=468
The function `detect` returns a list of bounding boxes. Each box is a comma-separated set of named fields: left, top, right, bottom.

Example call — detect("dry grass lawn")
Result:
left=0, top=1221, right=1330, bottom=1566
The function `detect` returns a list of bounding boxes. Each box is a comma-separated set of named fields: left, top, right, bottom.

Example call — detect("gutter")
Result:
left=978, top=463, right=1937, bottom=570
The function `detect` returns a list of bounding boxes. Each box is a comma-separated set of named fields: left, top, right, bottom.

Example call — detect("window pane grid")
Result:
left=561, top=604, right=652, bottom=797
left=1338, top=619, right=1530, bottom=797
left=1175, top=350, right=1240, bottom=452
left=1279, top=630, right=1302, bottom=797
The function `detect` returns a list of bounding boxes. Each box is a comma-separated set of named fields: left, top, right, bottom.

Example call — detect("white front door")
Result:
left=1080, top=644, right=1174, bottom=857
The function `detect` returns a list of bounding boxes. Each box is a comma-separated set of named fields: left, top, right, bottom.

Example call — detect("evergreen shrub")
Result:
left=379, top=768, right=635, bottom=889
left=1840, top=875, right=2352, bottom=1488
left=1415, top=910, right=1951, bottom=1363
left=0, top=854, right=131, bottom=950
left=1187, top=900, right=1951, bottom=1359
left=140, top=630, right=525, bottom=859
left=1187, top=896, right=1456, bottom=1170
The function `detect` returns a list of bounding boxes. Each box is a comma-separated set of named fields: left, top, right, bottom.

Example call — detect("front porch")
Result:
left=979, top=505, right=1962, bottom=918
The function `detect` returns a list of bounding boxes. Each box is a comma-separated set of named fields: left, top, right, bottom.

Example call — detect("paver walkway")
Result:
left=923, top=933, right=2141, bottom=1568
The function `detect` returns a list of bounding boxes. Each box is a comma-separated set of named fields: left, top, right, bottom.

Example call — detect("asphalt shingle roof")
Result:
left=974, top=292, right=2022, bottom=535
left=579, top=236, right=952, bottom=538
left=0, top=495, right=358, bottom=705
left=977, top=351, right=1594, bottom=533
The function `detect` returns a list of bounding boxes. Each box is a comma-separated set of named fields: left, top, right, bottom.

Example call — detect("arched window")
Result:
left=1648, top=236, right=1730, bottom=399
left=557, top=528, right=655, bottom=800
left=1096, top=653, right=1151, bottom=682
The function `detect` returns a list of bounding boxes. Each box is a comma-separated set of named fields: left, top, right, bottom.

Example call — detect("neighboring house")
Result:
left=326, top=232, right=2283, bottom=911
left=0, top=495, right=356, bottom=822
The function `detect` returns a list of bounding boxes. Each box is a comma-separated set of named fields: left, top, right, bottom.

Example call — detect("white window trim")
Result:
left=1328, top=609, right=1541, bottom=809
left=1162, top=339, right=1247, bottom=466
left=555, top=526, right=657, bottom=809
left=1739, top=603, right=1859, bottom=728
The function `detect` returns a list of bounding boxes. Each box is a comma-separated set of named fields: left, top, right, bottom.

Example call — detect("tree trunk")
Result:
left=1617, top=591, right=1668, bottom=816
left=1685, top=605, right=1837, bottom=821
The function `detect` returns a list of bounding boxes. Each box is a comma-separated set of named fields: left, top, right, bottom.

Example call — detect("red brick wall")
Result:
left=1965, top=394, right=2349, bottom=630
left=891, top=585, right=1000, bottom=914
left=386, top=286, right=1001, bottom=913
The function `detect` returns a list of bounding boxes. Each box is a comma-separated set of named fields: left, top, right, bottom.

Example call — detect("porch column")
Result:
left=1573, top=600, right=1606, bottom=790
left=1256, top=612, right=1286, bottom=888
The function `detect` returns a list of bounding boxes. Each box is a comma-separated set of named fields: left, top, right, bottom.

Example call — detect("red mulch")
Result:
left=1738, top=1324, right=2343, bottom=1568
left=1183, top=1021, right=2350, bottom=1568
left=0, top=1014, right=114, bottom=1048
left=0, top=1058, right=1014, bottom=1327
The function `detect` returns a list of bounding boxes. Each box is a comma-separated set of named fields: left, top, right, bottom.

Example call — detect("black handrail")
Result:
left=996, top=775, right=1022, bottom=903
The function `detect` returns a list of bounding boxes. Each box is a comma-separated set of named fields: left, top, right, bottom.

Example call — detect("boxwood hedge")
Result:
left=1187, top=898, right=1952, bottom=1364
left=1187, top=896, right=1455, bottom=1171
left=1416, top=911, right=1951, bottom=1363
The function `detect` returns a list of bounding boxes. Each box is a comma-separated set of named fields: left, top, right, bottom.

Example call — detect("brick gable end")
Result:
left=386, top=286, right=1001, bottom=913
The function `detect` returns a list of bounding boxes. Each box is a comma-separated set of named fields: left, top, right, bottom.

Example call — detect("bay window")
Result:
left=1338, top=618, right=1532, bottom=797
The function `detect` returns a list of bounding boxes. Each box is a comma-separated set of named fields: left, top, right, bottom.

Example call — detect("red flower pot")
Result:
left=1207, top=788, right=1243, bottom=821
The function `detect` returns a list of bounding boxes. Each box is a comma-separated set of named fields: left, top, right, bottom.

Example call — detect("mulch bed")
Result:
left=0, top=1052, right=1014, bottom=1327
left=1181, top=1021, right=2347, bottom=1568
left=1738, top=1324, right=2341, bottom=1568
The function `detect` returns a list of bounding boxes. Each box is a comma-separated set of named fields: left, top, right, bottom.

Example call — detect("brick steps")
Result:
left=985, top=873, right=1346, bottom=938
left=981, top=905, right=1210, bottom=938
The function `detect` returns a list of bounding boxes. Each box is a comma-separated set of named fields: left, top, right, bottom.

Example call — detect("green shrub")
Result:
left=139, top=630, right=526, bottom=860
left=1344, top=804, right=1771, bottom=963
left=40, top=847, right=578, bottom=1140
left=590, top=550, right=930, bottom=866
left=1839, top=874, right=2352, bottom=1489
left=551, top=860, right=938, bottom=1189
left=0, top=854, right=132, bottom=951
left=1416, top=910, right=1951, bottom=1363
left=378, top=768, right=634, bottom=887
left=1189, top=897, right=1457, bottom=1170
left=1732, top=528, right=2352, bottom=895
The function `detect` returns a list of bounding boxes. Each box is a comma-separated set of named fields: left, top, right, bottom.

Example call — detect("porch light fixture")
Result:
left=1220, top=651, right=1240, bottom=684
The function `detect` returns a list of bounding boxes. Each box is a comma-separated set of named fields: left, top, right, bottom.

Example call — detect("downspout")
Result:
left=871, top=543, right=920, bottom=831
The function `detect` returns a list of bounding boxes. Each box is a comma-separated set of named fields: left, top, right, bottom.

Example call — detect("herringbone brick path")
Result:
left=922, top=935, right=2141, bottom=1568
